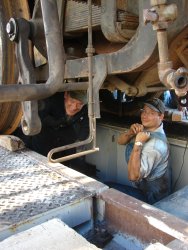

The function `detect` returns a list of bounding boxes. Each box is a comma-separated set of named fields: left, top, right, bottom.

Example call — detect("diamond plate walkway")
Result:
left=0, top=146, right=107, bottom=241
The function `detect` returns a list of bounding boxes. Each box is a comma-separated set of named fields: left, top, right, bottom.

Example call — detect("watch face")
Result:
left=135, top=141, right=143, bottom=146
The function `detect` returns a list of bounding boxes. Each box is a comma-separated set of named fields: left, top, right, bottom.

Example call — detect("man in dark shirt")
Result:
left=31, top=91, right=89, bottom=157
left=15, top=91, right=94, bottom=174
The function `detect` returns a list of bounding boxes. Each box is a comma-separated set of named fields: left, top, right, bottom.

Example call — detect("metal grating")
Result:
left=0, top=147, right=92, bottom=229
left=65, top=0, right=101, bottom=32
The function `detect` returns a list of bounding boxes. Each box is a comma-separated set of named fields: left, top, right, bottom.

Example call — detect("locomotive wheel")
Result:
left=0, top=0, right=30, bottom=134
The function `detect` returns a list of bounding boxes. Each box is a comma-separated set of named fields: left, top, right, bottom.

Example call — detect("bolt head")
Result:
left=6, top=22, right=12, bottom=34
left=181, top=98, right=187, bottom=105
left=6, top=18, right=18, bottom=42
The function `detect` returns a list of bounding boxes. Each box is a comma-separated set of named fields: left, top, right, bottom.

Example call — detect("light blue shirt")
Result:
left=140, top=123, right=169, bottom=181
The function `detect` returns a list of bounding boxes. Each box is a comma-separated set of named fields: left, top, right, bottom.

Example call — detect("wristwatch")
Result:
left=135, top=141, right=143, bottom=147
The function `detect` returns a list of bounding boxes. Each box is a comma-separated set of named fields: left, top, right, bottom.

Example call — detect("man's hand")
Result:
left=128, top=123, right=144, bottom=136
left=117, top=123, right=144, bottom=145
left=135, top=131, right=150, bottom=144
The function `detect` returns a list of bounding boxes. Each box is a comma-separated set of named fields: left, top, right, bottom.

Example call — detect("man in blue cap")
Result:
left=118, top=98, right=171, bottom=204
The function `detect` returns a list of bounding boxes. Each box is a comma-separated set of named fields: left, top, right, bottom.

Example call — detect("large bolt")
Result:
left=177, top=94, right=188, bottom=107
left=6, top=21, right=14, bottom=34
left=143, top=9, right=158, bottom=24
left=6, top=18, right=18, bottom=42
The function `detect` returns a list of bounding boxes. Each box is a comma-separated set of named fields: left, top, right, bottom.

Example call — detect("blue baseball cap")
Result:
left=144, top=98, right=165, bottom=113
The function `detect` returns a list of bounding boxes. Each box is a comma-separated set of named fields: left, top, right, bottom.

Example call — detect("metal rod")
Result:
left=48, top=0, right=98, bottom=163
left=48, top=148, right=99, bottom=163
left=0, top=82, right=89, bottom=102
left=58, top=82, right=88, bottom=92
left=147, top=86, right=167, bottom=92
left=87, top=0, right=96, bottom=149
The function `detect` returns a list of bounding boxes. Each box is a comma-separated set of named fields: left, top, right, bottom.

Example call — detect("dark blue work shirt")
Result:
left=27, top=92, right=89, bottom=157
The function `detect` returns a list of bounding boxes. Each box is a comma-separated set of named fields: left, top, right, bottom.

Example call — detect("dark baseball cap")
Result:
left=144, top=98, right=165, bottom=114
left=69, top=90, right=87, bottom=104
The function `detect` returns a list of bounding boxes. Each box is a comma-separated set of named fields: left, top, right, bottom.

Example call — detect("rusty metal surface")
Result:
left=65, top=0, right=158, bottom=79
left=72, top=0, right=129, bottom=11
left=0, top=0, right=187, bottom=133
left=0, top=146, right=92, bottom=229
left=100, top=0, right=138, bottom=43
left=169, top=26, right=188, bottom=69
left=65, top=0, right=188, bottom=79
left=65, top=0, right=101, bottom=33
left=100, top=188, right=188, bottom=245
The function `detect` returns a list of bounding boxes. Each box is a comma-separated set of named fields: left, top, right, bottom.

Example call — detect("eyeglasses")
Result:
left=140, top=109, right=159, bottom=116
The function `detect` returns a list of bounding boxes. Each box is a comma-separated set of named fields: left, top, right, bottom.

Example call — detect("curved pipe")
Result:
left=47, top=119, right=99, bottom=163
left=0, top=0, right=65, bottom=102
left=142, top=1, right=188, bottom=96
left=160, top=67, right=188, bottom=96
left=156, top=18, right=188, bottom=96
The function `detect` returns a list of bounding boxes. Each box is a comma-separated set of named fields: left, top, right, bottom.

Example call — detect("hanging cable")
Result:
left=173, top=140, right=188, bottom=191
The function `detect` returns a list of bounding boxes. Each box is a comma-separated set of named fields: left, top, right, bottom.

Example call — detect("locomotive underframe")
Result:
left=0, top=1, right=188, bottom=157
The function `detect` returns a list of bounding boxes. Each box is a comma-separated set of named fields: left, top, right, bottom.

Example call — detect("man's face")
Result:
left=64, top=92, right=84, bottom=116
left=140, top=105, right=164, bottom=130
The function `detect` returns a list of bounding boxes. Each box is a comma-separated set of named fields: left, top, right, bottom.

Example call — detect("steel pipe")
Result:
left=157, top=28, right=188, bottom=96
left=157, top=30, right=169, bottom=63
left=145, top=1, right=188, bottom=97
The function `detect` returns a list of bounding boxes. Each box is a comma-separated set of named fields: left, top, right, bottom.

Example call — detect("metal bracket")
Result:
left=8, top=18, right=41, bottom=135
left=101, top=0, right=131, bottom=43
left=93, top=56, right=107, bottom=118
left=2, top=0, right=65, bottom=104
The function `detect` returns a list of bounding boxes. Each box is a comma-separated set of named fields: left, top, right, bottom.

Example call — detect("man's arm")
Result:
left=128, top=144, right=142, bottom=180
left=117, top=123, right=144, bottom=145
left=128, top=131, right=150, bottom=181
left=117, top=130, right=135, bottom=145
